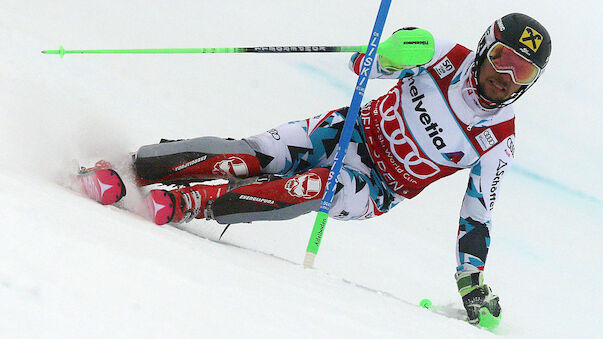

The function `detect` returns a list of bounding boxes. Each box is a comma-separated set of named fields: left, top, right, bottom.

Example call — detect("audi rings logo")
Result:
left=379, top=88, right=440, bottom=180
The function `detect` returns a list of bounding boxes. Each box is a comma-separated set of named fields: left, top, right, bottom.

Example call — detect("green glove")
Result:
left=377, top=27, right=435, bottom=71
left=455, top=271, right=501, bottom=330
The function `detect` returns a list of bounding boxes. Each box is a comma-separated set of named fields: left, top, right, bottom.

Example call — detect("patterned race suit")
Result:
left=135, top=37, right=515, bottom=275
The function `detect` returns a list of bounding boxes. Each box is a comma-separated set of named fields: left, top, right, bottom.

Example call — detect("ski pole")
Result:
left=42, top=35, right=434, bottom=63
left=42, top=45, right=369, bottom=58
left=303, top=0, right=391, bottom=269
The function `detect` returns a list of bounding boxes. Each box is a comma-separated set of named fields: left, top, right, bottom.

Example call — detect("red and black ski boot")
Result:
left=145, top=183, right=227, bottom=225
left=78, top=160, right=127, bottom=205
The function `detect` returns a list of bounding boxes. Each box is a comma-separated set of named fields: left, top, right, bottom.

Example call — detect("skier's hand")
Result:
left=455, top=271, right=501, bottom=329
left=377, top=27, right=428, bottom=71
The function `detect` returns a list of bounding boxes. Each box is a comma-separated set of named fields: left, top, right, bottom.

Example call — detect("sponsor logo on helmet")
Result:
left=212, top=156, right=249, bottom=177
left=496, top=19, right=506, bottom=31
left=519, top=26, right=543, bottom=52
left=285, top=172, right=323, bottom=199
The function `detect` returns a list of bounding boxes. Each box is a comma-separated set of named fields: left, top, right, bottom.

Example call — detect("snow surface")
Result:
left=1, top=1, right=602, bottom=337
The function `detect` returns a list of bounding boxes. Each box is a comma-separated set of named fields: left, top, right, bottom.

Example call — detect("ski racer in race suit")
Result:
left=89, top=13, right=551, bottom=325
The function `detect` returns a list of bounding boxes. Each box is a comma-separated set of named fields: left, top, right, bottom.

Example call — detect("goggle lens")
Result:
left=487, top=42, right=541, bottom=85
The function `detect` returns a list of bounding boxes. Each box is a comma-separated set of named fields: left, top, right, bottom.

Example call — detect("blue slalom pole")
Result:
left=304, top=0, right=391, bottom=268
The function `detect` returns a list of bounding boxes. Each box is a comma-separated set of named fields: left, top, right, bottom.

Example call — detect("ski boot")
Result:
left=78, top=160, right=126, bottom=205
left=146, top=183, right=227, bottom=225
left=456, top=271, right=501, bottom=330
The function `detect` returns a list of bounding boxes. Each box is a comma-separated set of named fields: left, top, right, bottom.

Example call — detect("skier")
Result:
left=80, top=13, right=551, bottom=326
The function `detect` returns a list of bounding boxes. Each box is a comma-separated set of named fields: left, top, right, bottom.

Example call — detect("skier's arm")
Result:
left=456, top=136, right=515, bottom=274
left=348, top=29, right=455, bottom=79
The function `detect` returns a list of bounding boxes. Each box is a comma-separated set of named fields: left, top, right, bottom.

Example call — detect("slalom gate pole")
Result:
left=303, top=0, right=391, bottom=269
left=42, top=45, right=368, bottom=58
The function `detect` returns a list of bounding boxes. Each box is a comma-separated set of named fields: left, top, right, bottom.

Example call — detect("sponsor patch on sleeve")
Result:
left=476, top=128, right=498, bottom=151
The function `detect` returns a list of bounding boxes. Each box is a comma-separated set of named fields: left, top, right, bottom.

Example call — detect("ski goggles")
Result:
left=487, top=42, right=541, bottom=85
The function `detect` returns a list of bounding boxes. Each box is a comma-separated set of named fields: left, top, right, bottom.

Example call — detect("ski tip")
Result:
left=419, top=298, right=433, bottom=309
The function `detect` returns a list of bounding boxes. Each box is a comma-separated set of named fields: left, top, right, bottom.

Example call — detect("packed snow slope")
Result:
left=1, top=1, right=601, bottom=338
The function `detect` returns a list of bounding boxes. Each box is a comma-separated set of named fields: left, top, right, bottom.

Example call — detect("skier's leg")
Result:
left=149, top=168, right=327, bottom=225
left=148, top=163, right=401, bottom=225
left=134, top=137, right=262, bottom=185
left=209, top=166, right=401, bottom=224
left=133, top=107, right=366, bottom=186
left=145, top=106, right=402, bottom=224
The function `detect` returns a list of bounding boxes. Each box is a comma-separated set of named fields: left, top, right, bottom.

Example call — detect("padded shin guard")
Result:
left=134, top=137, right=261, bottom=185
left=209, top=168, right=330, bottom=224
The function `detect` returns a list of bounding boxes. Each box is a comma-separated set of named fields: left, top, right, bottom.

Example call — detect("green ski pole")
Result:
left=42, top=35, right=434, bottom=63
left=42, top=45, right=367, bottom=58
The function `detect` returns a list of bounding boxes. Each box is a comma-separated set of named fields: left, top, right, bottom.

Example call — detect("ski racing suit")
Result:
left=134, top=38, right=515, bottom=275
